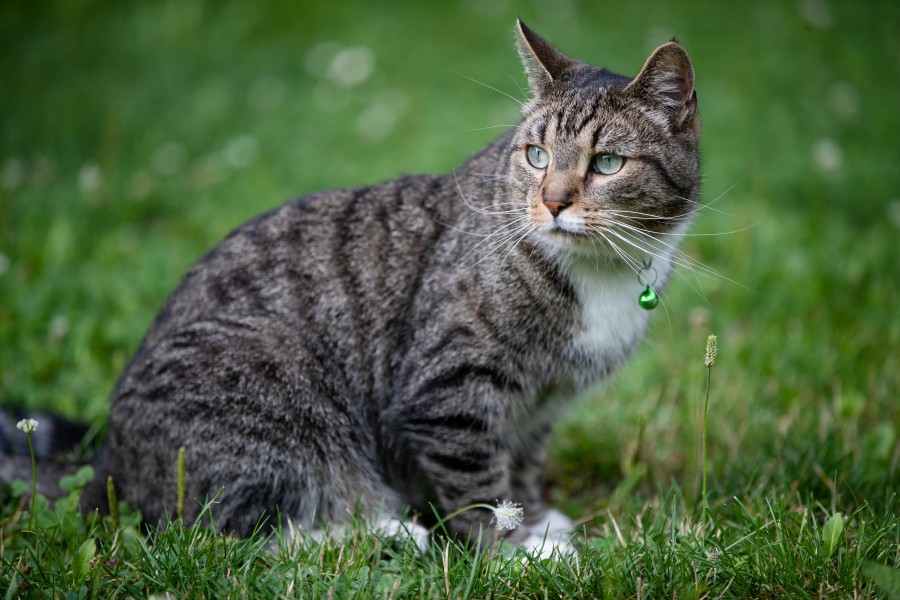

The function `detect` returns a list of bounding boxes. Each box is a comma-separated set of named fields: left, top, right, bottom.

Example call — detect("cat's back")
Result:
left=125, top=129, right=514, bottom=364
left=112, top=164, right=490, bottom=408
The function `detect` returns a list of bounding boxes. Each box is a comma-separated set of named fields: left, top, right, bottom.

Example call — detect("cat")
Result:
left=4, top=19, right=700, bottom=555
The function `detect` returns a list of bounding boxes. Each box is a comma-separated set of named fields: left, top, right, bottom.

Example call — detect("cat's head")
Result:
left=508, top=20, right=701, bottom=259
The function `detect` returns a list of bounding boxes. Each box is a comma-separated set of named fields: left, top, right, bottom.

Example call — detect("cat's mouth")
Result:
left=539, top=222, right=593, bottom=248
left=543, top=219, right=588, bottom=239
left=549, top=227, right=584, bottom=239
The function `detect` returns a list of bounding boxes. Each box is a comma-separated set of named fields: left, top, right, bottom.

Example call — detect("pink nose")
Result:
left=543, top=198, right=572, bottom=217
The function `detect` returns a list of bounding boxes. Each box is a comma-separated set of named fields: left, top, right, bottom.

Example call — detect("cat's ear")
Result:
left=626, top=41, right=698, bottom=129
left=515, top=19, right=575, bottom=99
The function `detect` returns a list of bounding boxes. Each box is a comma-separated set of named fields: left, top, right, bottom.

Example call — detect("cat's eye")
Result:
left=526, top=145, right=549, bottom=169
left=591, top=153, right=625, bottom=175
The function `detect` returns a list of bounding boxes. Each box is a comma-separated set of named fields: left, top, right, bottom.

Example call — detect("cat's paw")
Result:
left=281, top=515, right=429, bottom=554
left=371, top=515, right=430, bottom=552
left=520, top=534, right=577, bottom=560
left=519, top=509, right=575, bottom=560
left=526, top=508, right=573, bottom=542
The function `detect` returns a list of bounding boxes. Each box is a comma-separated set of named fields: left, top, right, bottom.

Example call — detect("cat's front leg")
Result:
left=414, top=429, right=574, bottom=557
left=424, top=435, right=529, bottom=548
left=392, top=400, right=530, bottom=548
left=511, top=432, right=576, bottom=556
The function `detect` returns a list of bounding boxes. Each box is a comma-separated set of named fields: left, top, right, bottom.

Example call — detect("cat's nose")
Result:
left=543, top=195, right=572, bottom=218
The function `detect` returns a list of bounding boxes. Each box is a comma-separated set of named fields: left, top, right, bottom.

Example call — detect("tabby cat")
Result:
left=15, top=20, right=702, bottom=554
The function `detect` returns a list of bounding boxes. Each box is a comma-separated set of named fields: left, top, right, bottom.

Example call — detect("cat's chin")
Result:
left=538, top=227, right=596, bottom=251
left=535, top=229, right=628, bottom=265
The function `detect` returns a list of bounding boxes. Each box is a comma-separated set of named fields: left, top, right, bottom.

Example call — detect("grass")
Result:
left=2, top=481, right=896, bottom=598
left=1, top=0, right=898, bottom=597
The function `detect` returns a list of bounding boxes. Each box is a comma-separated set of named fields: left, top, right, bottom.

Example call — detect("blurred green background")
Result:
left=1, top=0, right=897, bottom=514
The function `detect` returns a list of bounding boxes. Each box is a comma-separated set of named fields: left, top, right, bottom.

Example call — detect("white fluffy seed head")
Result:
left=491, top=500, right=524, bottom=532
left=16, top=418, right=39, bottom=434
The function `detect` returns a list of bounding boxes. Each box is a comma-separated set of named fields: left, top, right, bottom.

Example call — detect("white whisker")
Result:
left=606, top=220, right=751, bottom=291
left=459, top=217, right=532, bottom=267
left=465, top=224, right=533, bottom=269
left=452, top=170, right=524, bottom=217
left=498, top=225, right=535, bottom=272
left=606, top=185, right=738, bottom=224
left=602, top=224, right=708, bottom=281
left=587, top=226, right=673, bottom=331
left=682, top=184, right=737, bottom=216
left=453, top=71, right=525, bottom=108
left=506, top=73, right=528, bottom=100
left=464, top=125, right=518, bottom=132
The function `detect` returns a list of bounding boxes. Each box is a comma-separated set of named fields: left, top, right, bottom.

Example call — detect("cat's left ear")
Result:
left=515, top=19, right=575, bottom=99
left=626, top=41, right=698, bottom=129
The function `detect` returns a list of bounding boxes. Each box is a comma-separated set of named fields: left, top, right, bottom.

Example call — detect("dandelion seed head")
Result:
left=704, top=334, right=718, bottom=367
left=16, top=418, right=39, bottom=434
left=491, top=500, right=524, bottom=532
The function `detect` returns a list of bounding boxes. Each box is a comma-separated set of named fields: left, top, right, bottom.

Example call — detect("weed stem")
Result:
left=702, top=334, right=717, bottom=517
left=27, top=432, right=37, bottom=523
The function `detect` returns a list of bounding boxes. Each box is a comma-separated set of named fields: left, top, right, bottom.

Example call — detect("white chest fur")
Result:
left=565, top=255, right=671, bottom=376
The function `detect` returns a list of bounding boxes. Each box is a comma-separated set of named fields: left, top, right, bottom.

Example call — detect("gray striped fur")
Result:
left=77, top=21, right=701, bottom=548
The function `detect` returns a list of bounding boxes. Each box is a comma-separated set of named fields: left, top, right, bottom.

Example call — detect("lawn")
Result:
left=1, top=0, right=898, bottom=597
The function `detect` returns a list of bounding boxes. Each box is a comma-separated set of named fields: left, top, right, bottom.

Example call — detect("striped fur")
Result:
left=68, top=21, right=701, bottom=549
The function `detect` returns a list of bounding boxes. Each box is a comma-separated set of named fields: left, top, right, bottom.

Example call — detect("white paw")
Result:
left=279, top=517, right=335, bottom=553
left=371, top=515, right=430, bottom=552
left=281, top=515, right=429, bottom=553
left=526, top=508, right=573, bottom=543
left=515, top=509, right=575, bottom=559
left=521, top=534, right=577, bottom=560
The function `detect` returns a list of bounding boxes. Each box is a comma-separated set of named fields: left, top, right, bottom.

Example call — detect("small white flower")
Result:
left=16, top=418, right=39, bottom=434
left=704, top=334, right=718, bottom=367
left=491, top=500, right=524, bottom=532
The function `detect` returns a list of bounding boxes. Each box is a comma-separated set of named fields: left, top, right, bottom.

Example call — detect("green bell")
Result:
left=638, top=285, right=659, bottom=310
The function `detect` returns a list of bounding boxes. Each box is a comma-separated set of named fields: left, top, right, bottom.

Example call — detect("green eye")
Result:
left=526, top=145, right=549, bottom=169
left=592, top=153, right=625, bottom=175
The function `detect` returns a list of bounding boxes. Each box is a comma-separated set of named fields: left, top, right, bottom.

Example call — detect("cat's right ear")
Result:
left=515, top=19, right=574, bottom=99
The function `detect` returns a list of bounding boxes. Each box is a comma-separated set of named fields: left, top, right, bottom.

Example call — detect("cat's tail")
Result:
left=0, top=408, right=94, bottom=499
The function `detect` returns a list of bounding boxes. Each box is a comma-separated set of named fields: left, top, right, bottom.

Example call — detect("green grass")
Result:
left=1, top=0, right=898, bottom=597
